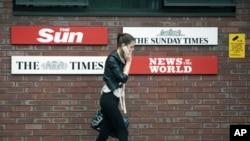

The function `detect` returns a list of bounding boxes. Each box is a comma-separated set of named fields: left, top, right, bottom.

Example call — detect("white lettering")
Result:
left=149, top=58, right=157, bottom=65
left=37, top=28, right=54, bottom=43
left=165, top=58, right=175, bottom=65
left=37, top=28, right=84, bottom=43
left=149, top=66, right=159, bottom=73
left=158, top=58, right=165, bottom=65
left=60, top=28, right=70, bottom=32
left=68, top=32, right=83, bottom=43
left=149, top=58, right=179, bottom=65
left=54, top=32, right=70, bottom=43
left=234, top=129, right=247, bottom=136
left=149, top=57, right=192, bottom=74
left=175, top=66, right=183, bottom=73
left=159, top=66, right=167, bottom=72
left=176, top=58, right=183, bottom=65
left=149, top=66, right=192, bottom=74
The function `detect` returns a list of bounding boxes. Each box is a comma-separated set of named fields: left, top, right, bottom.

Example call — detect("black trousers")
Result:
left=96, top=92, right=128, bottom=141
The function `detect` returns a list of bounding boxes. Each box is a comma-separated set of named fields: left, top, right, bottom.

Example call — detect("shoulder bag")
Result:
left=91, top=110, right=129, bottom=138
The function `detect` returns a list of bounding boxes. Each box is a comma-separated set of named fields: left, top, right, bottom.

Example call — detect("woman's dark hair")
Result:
left=117, top=33, right=135, bottom=47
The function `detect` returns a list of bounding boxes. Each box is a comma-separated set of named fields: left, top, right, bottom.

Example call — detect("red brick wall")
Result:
left=0, top=0, right=250, bottom=141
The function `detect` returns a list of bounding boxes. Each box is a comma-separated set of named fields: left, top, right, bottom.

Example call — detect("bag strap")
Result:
left=120, top=84, right=127, bottom=114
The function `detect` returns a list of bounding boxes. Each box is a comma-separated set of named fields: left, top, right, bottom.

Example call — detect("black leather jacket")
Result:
left=103, top=50, right=129, bottom=91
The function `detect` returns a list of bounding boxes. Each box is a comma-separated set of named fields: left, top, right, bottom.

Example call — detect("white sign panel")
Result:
left=11, top=56, right=107, bottom=74
left=123, top=27, right=218, bottom=45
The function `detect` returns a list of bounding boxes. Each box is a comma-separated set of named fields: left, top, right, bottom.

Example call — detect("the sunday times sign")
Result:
left=11, top=56, right=218, bottom=75
left=123, top=27, right=218, bottom=45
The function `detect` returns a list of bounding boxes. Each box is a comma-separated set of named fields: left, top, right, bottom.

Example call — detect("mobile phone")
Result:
left=122, top=46, right=129, bottom=54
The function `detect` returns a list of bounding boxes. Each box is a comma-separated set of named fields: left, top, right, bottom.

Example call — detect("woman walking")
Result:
left=96, top=33, right=136, bottom=141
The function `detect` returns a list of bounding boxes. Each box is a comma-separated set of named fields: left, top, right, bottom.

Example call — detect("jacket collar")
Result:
left=110, top=50, right=125, bottom=64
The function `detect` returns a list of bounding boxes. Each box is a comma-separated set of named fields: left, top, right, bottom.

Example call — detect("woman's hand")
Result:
left=124, top=50, right=132, bottom=62
left=123, top=49, right=132, bottom=75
